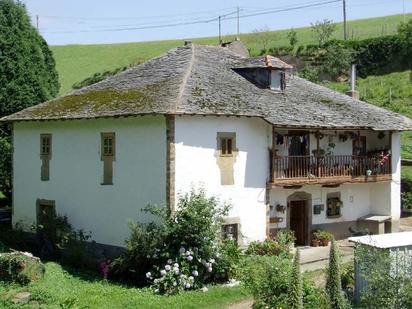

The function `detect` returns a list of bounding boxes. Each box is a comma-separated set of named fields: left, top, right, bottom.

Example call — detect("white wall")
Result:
left=174, top=116, right=270, bottom=244
left=391, top=132, right=401, bottom=222
left=13, top=116, right=167, bottom=247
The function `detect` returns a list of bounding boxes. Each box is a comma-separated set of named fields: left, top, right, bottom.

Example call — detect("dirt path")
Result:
left=226, top=298, right=254, bottom=309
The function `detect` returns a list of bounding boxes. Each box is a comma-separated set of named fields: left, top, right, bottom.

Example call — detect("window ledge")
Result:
left=100, top=183, right=113, bottom=186
left=327, top=215, right=342, bottom=219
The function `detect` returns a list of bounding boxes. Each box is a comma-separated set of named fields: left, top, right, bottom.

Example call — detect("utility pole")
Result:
left=343, top=0, right=347, bottom=40
left=36, top=15, right=39, bottom=31
left=218, top=15, right=222, bottom=44
left=403, top=0, right=406, bottom=23
left=237, top=6, right=240, bottom=38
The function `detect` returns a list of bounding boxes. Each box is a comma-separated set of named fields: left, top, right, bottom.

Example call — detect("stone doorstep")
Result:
left=13, top=292, right=31, bottom=304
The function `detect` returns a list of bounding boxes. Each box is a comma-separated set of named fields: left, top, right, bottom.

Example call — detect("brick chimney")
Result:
left=346, top=64, right=359, bottom=100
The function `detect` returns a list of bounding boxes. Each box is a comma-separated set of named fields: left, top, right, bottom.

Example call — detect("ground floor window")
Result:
left=326, top=192, right=342, bottom=218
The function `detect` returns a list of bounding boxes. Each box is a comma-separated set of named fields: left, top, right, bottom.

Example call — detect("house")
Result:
left=2, top=41, right=412, bottom=251
left=349, top=232, right=412, bottom=304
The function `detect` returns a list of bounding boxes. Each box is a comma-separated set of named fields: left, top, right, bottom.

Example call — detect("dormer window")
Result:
left=232, top=55, right=291, bottom=91
left=270, top=70, right=283, bottom=91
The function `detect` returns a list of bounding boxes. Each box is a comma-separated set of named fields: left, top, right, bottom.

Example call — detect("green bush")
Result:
left=326, top=239, right=347, bottom=309
left=402, top=191, right=412, bottom=210
left=313, top=230, right=333, bottom=241
left=239, top=255, right=327, bottom=308
left=112, top=189, right=234, bottom=293
left=0, top=251, right=45, bottom=285
left=245, top=231, right=295, bottom=257
left=212, top=240, right=242, bottom=282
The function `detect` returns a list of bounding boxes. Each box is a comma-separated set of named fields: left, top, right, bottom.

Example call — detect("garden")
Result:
left=0, top=188, right=393, bottom=308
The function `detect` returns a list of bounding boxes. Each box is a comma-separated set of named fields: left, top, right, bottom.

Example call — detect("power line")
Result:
left=41, top=0, right=341, bottom=34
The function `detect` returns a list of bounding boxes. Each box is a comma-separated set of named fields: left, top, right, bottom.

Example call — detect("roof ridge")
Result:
left=174, top=43, right=195, bottom=113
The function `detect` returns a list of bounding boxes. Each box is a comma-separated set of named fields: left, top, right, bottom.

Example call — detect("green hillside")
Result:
left=51, top=13, right=411, bottom=95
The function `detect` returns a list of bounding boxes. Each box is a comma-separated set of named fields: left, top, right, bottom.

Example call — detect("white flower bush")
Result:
left=149, top=246, right=220, bottom=295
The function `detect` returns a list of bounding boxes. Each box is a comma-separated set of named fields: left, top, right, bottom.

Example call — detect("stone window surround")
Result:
left=100, top=132, right=116, bottom=185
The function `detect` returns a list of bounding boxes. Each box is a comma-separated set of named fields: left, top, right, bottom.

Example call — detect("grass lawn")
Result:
left=51, top=13, right=411, bottom=94
left=0, top=262, right=250, bottom=308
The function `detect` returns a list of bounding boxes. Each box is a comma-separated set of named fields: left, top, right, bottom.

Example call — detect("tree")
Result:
left=311, top=19, right=336, bottom=46
left=326, top=238, right=346, bottom=309
left=397, top=20, right=412, bottom=81
left=287, top=28, right=298, bottom=48
left=253, top=26, right=276, bottom=54
left=0, top=0, right=59, bottom=201
left=288, top=248, right=303, bottom=309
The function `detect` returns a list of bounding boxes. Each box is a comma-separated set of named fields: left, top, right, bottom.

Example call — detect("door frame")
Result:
left=287, top=192, right=312, bottom=246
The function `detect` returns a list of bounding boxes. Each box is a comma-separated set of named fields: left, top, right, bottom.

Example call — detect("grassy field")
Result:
left=325, top=70, right=412, bottom=160
left=51, top=13, right=411, bottom=94
left=0, top=262, right=250, bottom=308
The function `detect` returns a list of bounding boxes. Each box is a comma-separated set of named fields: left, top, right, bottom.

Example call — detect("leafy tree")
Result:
left=253, top=26, right=277, bottom=54
left=397, top=20, right=412, bottom=80
left=322, top=43, right=354, bottom=79
left=0, top=0, right=59, bottom=201
left=288, top=248, right=303, bottom=309
left=311, top=19, right=336, bottom=46
left=326, top=238, right=346, bottom=309
left=287, top=28, right=298, bottom=48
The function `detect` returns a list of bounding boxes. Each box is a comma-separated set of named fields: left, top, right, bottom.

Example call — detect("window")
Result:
left=221, top=137, right=233, bottom=155
left=326, top=193, right=342, bottom=218
left=222, top=224, right=239, bottom=245
left=270, top=70, right=286, bottom=91
left=41, top=134, right=51, bottom=156
left=101, top=133, right=115, bottom=185
left=40, top=134, right=52, bottom=181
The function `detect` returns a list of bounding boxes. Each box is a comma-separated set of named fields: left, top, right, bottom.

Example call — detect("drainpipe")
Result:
left=346, top=64, right=359, bottom=100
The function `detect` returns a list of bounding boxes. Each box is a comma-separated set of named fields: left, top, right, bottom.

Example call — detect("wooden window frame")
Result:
left=40, top=134, right=52, bottom=181
left=101, top=132, right=115, bottom=185
left=326, top=192, right=342, bottom=218
left=217, top=132, right=236, bottom=157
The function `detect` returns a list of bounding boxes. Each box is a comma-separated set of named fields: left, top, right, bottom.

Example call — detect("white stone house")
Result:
left=2, top=42, right=412, bottom=250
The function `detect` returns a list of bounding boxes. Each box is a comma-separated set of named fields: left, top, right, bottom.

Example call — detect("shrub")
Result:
left=355, top=244, right=412, bottom=308
left=245, top=231, right=294, bottom=257
left=212, top=240, right=242, bottom=282
left=0, top=251, right=45, bottom=285
left=240, top=255, right=327, bottom=308
left=326, top=239, right=347, bottom=309
left=402, top=191, right=412, bottom=210
left=288, top=249, right=303, bottom=309
left=313, top=230, right=333, bottom=241
left=112, top=188, right=233, bottom=293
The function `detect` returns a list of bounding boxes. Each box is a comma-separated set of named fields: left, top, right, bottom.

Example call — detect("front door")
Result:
left=37, top=202, right=56, bottom=243
left=290, top=200, right=308, bottom=246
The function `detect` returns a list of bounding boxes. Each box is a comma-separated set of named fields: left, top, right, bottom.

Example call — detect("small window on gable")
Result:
left=41, top=134, right=51, bottom=156
left=327, top=192, right=342, bottom=218
left=101, top=133, right=115, bottom=185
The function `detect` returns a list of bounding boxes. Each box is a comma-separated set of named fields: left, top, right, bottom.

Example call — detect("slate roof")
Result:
left=232, top=55, right=293, bottom=69
left=2, top=43, right=412, bottom=131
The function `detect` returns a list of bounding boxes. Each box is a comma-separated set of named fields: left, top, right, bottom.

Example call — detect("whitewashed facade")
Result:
left=11, top=114, right=402, bottom=247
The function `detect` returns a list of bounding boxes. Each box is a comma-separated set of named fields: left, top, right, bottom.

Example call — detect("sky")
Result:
left=22, top=0, right=411, bottom=46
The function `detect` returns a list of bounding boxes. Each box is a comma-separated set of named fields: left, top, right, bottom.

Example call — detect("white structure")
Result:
left=2, top=42, right=412, bottom=250
left=349, top=232, right=412, bottom=304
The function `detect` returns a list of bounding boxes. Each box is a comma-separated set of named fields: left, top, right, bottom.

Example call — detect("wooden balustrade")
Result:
left=272, top=155, right=391, bottom=180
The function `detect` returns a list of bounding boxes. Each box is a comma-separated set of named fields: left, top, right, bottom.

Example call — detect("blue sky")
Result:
left=23, top=0, right=411, bottom=46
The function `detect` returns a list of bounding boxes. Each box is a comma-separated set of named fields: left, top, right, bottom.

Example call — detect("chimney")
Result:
left=346, top=64, right=359, bottom=100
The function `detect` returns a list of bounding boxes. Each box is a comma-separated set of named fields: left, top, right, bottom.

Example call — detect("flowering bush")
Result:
left=112, top=188, right=235, bottom=294
left=148, top=247, right=217, bottom=295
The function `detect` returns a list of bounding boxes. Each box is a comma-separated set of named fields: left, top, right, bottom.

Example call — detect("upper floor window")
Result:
left=40, top=134, right=52, bottom=181
left=101, top=133, right=115, bottom=185
left=40, top=134, right=51, bottom=156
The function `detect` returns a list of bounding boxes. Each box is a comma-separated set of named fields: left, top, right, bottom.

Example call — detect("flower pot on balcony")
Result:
left=366, top=169, right=372, bottom=177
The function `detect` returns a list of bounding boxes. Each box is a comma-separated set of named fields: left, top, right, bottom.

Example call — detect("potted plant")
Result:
left=313, top=230, right=333, bottom=246
left=311, top=238, right=320, bottom=247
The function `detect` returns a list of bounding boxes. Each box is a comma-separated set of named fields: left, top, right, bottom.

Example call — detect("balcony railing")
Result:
left=272, top=155, right=391, bottom=181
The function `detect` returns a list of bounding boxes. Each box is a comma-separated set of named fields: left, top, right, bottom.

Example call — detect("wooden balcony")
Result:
left=269, top=155, right=392, bottom=186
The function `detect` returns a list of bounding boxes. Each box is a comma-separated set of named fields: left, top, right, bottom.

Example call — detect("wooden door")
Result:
left=37, top=203, right=56, bottom=243
left=290, top=200, right=308, bottom=246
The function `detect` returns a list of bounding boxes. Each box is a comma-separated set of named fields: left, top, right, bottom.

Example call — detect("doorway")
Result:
left=290, top=200, right=309, bottom=246
left=36, top=199, right=56, bottom=244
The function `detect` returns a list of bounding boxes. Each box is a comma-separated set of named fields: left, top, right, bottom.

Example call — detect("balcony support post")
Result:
left=316, top=131, right=320, bottom=177
left=271, top=126, right=276, bottom=182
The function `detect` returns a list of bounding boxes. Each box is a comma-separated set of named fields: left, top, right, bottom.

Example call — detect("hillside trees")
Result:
left=0, top=0, right=59, bottom=201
